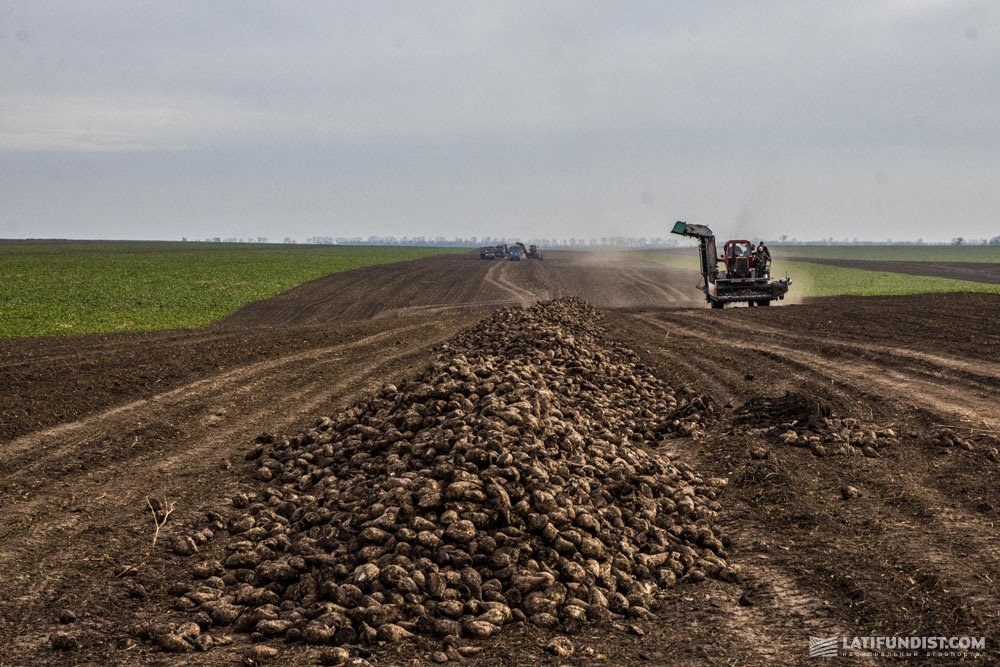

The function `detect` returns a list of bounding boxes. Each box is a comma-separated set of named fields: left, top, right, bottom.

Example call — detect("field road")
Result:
left=1, top=251, right=998, bottom=665
left=219, top=251, right=704, bottom=326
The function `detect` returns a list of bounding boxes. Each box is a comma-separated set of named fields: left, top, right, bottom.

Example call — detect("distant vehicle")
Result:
left=508, top=241, right=542, bottom=260
left=481, top=241, right=542, bottom=260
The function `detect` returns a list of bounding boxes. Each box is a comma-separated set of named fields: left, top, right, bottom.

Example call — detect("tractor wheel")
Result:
left=711, top=301, right=724, bottom=309
left=757, top=299, right=771, bottom=307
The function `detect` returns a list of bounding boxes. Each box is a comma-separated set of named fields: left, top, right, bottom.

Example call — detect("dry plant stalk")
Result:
left=147, top=496, right=176, bottom=549
left=117, top=494, right=176, bottom=577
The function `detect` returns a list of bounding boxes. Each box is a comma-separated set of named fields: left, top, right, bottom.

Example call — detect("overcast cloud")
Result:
left=1, top=1, right=997, bottom=243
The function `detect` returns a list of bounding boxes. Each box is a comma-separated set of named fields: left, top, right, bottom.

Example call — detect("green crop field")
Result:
left=0, top=242, right=464, bottom=339
left=780, top=260, right=1000, bottom=298
left=642, top=249, right=1000, bottom=299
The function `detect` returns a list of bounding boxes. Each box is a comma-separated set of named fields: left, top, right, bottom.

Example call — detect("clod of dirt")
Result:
left=126, top=582, right=147, bottom=599
left=49, top=632, right=78, bottom=651
left=166, top=299, right=728, bottom=652
left=736, top=391, right=831, bottom=429
left=57, top=609, right=77, bottom=624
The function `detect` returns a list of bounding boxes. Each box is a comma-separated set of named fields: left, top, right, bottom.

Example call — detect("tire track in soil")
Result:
left=631, top=311, right=1000, bottom=429
left=482, top=260, right=547, bottom=306
left=655, top=449, right=871, bottom=666
left=542, top=254, right=703, bottom=309
left=692, top=312, right=1000, bottom=400
left=646, top=431, right=871, bottom=665
left=0, top=329, right=253, bottom=371
left=623, top=267, right=692, bottom=302
left=621, top=313, right=856, bottom=412
left=867, top=478, right=1000, bottom=611
left=378, top=300, right=517, bottom=319
left=0, top=316, right=476, bottom=663
left=609, top=310, right=1000, bottom=662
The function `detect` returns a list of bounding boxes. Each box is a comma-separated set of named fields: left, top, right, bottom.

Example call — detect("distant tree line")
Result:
left=192, top=237, right=273, bottom=244
left=771, top=234, right=1000, bottom=246
left=322, top=236, right=680, bottom=249
left=950, top=236, right=1000, bottom=246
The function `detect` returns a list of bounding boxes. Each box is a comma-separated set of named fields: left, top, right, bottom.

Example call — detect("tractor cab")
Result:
left=721, top=240, right=754, bottom=279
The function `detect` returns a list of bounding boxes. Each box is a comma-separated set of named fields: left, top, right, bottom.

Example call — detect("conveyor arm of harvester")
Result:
left=671, top=220, right=714, bottom=240
left=671, top=221, right=718, bottom=285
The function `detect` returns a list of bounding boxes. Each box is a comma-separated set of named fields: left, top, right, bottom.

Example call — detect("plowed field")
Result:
left=1, top=251, right=998, bottom=665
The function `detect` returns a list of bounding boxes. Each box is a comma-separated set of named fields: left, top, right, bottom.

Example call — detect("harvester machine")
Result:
left=671, top=220, right=790, bottom=308
left=527, top=244, right=543, bottom=260
left=509, top=241, right=531, bottom=261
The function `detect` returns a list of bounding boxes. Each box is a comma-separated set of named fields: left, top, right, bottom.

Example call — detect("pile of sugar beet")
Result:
left=151, top=298, right=736, bottom=657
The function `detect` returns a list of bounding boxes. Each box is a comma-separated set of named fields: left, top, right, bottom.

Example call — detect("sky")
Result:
left=1, top=1, right=998, bottom=244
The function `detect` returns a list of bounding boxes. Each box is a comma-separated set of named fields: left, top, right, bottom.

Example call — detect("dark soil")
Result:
left=1, top=250, right=998, bottom=665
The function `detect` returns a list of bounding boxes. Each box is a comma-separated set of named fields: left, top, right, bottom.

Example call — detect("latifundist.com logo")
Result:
left=809, top=637, right=839, bottom=658
left=809, top=636, right=987, bottom=659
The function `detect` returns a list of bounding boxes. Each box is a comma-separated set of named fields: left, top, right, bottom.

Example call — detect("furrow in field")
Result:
left=483, top=260, right=547, bottom=306
left=628, top=312, right=1000, bottom=430
left=695, top=311, right=1000, bottom=390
